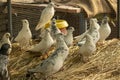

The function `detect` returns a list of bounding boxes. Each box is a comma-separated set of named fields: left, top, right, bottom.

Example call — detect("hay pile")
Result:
left=8, top=38, right=120, bottom=80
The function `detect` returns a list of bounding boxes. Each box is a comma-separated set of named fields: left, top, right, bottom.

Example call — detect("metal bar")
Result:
left=7, top=0, right=13, bottom=36
left=118, top=0, right=120, bottom=38
left=79, top=12, right=87, bottom=34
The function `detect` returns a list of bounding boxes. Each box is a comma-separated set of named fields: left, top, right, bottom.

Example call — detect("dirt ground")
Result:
left=8, top=38, right=120, bottom=80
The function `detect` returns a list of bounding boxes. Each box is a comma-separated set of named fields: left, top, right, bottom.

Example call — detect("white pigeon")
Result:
left=0, top=33, right=11, bottom=48
left=99, top=16, right=111, bottom=42
left=35, top=2, right=55, bottom=31
left=28, top=28, right=54, bottom=54
left=77, top=18, right=100, bottom=46
left=79, top=34, right=96, bottom=61
left=64, top=27, right=75, bottom=47
left=88, top=18, right=100, bottom=44
left=14, top=19, right=32, bottom=50
left=0, top=33, right=11, bottom=54
left=28, top=33, right=69, bottom=79
left=0, top=43, right=11, bottom=80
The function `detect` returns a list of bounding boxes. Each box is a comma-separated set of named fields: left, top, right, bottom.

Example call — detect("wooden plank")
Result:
left=11, top=7, right=41, bottom=15
left=0, top=24, right=7, bottom=32
left=0, top=2, right=7, bottom=12
left=12, top=2, right=81, bottom=13
left=0, top=19, right=7, bottom=26
left=0, top=2, right=7, bottom=6
left=0, top=14, right=7, bottom=19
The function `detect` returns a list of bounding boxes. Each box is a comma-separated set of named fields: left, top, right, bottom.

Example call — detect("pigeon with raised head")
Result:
left=0, top=33, right=11, bottom=54
left=0, top=43, right=11, bottom=80
left=28, top=28, right=54, bottom=54
left=14, top=19, right=32, bottom=50
left=35, top=2, right=55, bottom=30
left=76, top=18, right=100, bottom=46
left=79, top=34, right=96, bottom=62
left=87, top=18, right=100, bottom=43
left=64, top=27, right=75, bottom=47
left=28, top=33, right=69, bottom=79
left=50, top=19, right=61, bottom=37
left=49, top=18, right=61, bottom=45
left=99, top=16, right=111, bottom=42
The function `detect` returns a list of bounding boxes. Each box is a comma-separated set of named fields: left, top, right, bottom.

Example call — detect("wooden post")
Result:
left=7, top=0, right=13, bottom=36
left=118, top=0, right=120, bottom=38
left=79, top=12, right=87, bottom=34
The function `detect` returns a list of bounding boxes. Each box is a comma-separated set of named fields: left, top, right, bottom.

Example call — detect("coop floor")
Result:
left=8, top=38, right=120, bottom=80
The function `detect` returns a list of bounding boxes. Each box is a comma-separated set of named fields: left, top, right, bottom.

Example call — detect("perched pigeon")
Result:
left=79, top=34, right=96, bottom=62
left=50, top=19, right=61, bottom=36
left=14, top=19, right=32, bottom=50
left=0, top=33, right=11, bottom=54
left=28, top=28, right=54, bottom=54
left=54, top=33, right=69, bottom=60
left=64, top=27, right=75, bottom=47
left=35, top=2, right=55, bottom=30
left=0, top=43, right=11, bottom=80
left=99, top=16, right=111, bottom=42
left=88, top=18, right=100, bottom=43
left=28, top=33, right=69, bottom=79
left=76, top=18, right=100, bottom=46
left=50, top=18, right=61, bottom=45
